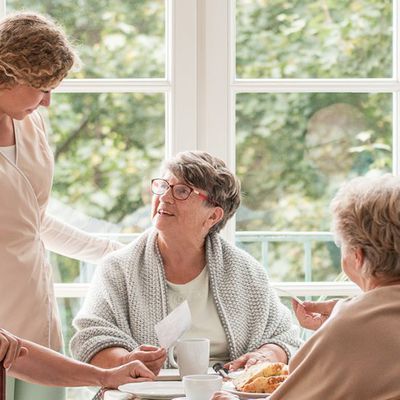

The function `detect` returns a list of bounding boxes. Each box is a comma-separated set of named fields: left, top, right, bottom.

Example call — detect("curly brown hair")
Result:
left=0, top=12, right=78, bottom=90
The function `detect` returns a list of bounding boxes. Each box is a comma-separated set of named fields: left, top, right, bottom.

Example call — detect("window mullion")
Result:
left=169, top=0, right=197, bottom=157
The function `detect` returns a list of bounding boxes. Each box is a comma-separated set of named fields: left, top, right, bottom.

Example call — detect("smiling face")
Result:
left=151, top=172, right=222, bottom=240
left=0, top=84, right=53, bottom=120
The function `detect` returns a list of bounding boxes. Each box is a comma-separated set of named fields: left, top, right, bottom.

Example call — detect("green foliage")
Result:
left=9, top=0, right=165, bottom=78
left=236, top=0, right=392, bottom=78
left=45, top=92, right=164, bottom=226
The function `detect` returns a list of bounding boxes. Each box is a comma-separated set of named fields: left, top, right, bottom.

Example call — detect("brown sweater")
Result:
left=271, top=285, right=400, bottom=400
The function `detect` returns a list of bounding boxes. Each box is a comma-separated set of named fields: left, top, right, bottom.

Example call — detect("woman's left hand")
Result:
left=224, top=344, right=287, bottom=371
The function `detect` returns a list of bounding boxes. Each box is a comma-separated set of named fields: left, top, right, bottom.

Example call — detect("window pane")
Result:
left=236, top=0, right=392, bottom=78
left=43, top=92, right=164, bottom=228
left=58, top=297, right=81, bottom=357
left=236, top=92, right=392, bottom=280
left=43, top=92, right=164, bottom=284
left=7, top=0, right=165, bottom=78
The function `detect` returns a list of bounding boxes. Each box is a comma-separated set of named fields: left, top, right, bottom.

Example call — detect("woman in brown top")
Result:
left=214, top=174, right=400, bottom=400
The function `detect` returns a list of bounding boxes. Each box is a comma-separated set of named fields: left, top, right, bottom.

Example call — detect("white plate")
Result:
left=119, top=381, right=185, bottom=399
left=222, top=382, right=270, bottom=399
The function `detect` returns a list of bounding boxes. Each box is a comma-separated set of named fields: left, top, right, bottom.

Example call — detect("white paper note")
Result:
left=275, top=287, right=304, bottom=305
left=155, top=300, right=192, bottom=349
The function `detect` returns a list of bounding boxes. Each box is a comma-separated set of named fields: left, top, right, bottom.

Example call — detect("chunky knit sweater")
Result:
left=70, top=229, right=302, bottom=363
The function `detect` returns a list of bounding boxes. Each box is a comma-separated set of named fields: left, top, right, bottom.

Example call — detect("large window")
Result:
left=233, top=0, right=395, bottom=282
left=2, top=2, right=398, bottom=396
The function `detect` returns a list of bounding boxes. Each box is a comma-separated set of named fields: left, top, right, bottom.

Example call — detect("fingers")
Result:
left=133, top=347, right=166, bottom=362
left=225, top=354, right=248, bottom=371
left=19, top=347, right=29, bottom=358
left=0, top=330, right=24, bottom=369
left=137, top=344, right=161, bottom=352
left=291, top=299, right=303, bottom=312
left=102, top=360, right=155, bottom=388
left=129, top=347, right=167, bottom=375
left=129, top=360, right=155, bottom=380
left=302, top=300, right=337, bottom=316
left=245, top=357, right=260, bottom=368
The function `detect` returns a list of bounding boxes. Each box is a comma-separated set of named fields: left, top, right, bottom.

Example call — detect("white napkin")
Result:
left=155, top=300, right=191, bottom=348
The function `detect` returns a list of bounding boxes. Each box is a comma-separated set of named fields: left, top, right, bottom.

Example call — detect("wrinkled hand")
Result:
left=224, top=344, right=285, bottom=371
left=211, top=391, right=240, bottom=400
left=0, top=328, right=28, bottom=369
left=124, top=345, right=167, bottom=375
left=292, top=299, right=338, bottom=331
left=101, top=360, right=155, bottom=389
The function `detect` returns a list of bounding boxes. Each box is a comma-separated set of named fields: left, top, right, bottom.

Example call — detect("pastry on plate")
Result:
left=232, top=361, right=288, bottom=393
left=241, top=374, right=287, bottom=393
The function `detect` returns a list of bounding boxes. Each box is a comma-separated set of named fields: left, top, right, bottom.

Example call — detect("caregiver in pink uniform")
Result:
left=0, top=12, right=122, bottom=400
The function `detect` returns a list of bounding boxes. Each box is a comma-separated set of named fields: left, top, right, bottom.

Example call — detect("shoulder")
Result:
left=218, top=234, right=267, bottom=274
left=22, top=111, right=47, bottom=134
left=99, top=229, right=155, bottom=274
left=208, top=233, right=269, bottom=286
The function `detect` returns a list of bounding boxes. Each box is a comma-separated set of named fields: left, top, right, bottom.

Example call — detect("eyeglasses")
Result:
left=151, top=178, right=211, bottom=202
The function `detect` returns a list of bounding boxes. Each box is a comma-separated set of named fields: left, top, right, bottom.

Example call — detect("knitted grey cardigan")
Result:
left=70, top=229, right=302, bottom=363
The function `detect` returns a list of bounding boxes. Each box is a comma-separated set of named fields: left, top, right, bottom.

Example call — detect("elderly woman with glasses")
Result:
left=70, top=151, right=301, bottom=374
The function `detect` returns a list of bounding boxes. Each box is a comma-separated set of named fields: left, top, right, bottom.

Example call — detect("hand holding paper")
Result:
left=155, top=300, right=191, bottom=349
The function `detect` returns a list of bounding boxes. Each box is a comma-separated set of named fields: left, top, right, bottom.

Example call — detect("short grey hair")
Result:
left=330, top=174, right=400, bottom=280
left=163, top=151, right=241, bottom=234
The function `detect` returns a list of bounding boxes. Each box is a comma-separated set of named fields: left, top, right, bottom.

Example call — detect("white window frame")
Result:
left=2, top=0, right=398, bottom=299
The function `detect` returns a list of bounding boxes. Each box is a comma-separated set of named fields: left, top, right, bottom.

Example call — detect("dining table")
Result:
left=100, top=367, right=220, bottom=400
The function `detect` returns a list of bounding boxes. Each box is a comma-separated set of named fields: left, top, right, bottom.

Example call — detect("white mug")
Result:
left=168, top=338, right=210, bottom=378
left=183, top=374, right=223, bottom=400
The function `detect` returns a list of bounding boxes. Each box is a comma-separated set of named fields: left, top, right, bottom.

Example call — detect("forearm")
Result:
left=9, top=340, right=107, bottom=387
left=90, top=347, right=130, bottom=369
left=42, top=213, right=122, bottom=264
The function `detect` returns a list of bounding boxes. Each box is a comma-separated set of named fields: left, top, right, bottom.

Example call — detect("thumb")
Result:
left=19, top=347, right=29, bottom=358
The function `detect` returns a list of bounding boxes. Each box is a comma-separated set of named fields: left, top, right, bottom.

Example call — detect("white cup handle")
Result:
left=168, top=345, right=179, bottom=368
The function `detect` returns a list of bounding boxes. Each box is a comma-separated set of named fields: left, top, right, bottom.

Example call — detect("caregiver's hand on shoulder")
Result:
left=124, top=345, right=166, bottom=375
left=101, top=360, right=155, bottom=388
left=292, top=299, right=338, bottom=331
left=0, top=328, right=28, bottom=369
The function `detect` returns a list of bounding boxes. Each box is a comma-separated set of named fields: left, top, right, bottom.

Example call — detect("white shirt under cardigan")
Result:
left=167, top=267, right=230, bottom=363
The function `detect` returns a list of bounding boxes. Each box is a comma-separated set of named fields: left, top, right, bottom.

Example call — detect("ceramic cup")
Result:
left=168, top=338, right=210, bottom=378
left=183, top=374, right=223, bottom=400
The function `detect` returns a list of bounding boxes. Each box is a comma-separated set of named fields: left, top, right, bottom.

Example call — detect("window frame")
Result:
left=1, top=0, right=399, bottom=298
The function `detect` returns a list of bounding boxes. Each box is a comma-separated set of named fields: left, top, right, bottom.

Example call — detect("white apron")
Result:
left=0, top=111, right=62, bottom=350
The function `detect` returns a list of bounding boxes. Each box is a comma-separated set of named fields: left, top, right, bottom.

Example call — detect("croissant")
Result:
left=233, top=361, right=288, bottom=391
left=241, top=375, right=287, bottom=393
